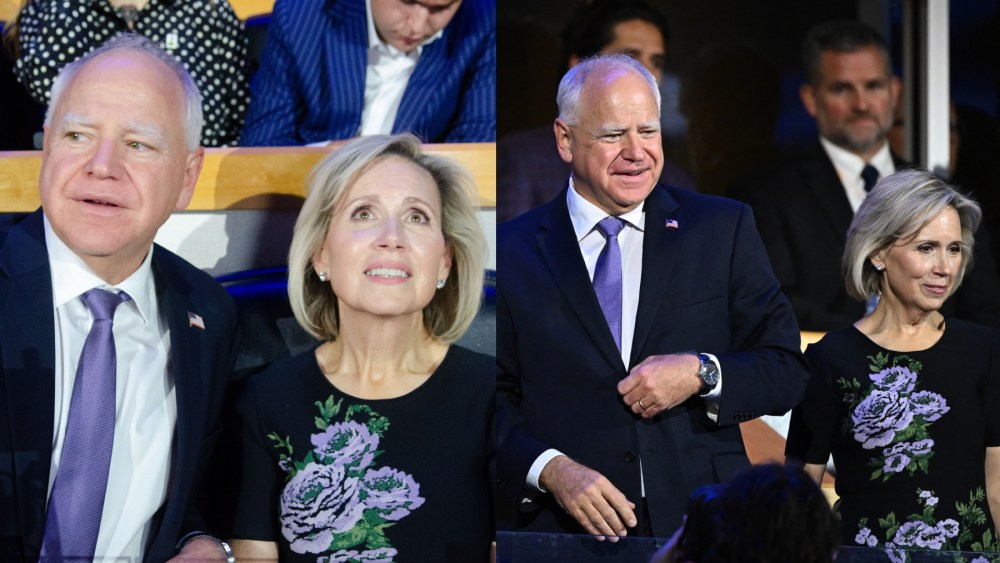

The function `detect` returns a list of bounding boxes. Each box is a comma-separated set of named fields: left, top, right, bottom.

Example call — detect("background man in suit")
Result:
left=0, top=34, right=238, bottom=561
left=496, top=54, right=808, bottom=540
left=241, top=0, right=495, bottom=146
left=730, top=19, right=1000, bottom=331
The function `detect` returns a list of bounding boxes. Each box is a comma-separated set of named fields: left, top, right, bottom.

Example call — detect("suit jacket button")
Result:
left=624, top=450, right=637, bottom=462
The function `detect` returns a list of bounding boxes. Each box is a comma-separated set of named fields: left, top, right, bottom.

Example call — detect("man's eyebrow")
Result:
left=122, top=121, right=169, bottom=147
left=58, top=112, right=95, bottom=130
left=591, top=125, right=627, bottom=136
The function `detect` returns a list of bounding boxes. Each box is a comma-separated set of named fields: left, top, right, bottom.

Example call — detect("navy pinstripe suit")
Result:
left=240, top=0, right=495, bottom=146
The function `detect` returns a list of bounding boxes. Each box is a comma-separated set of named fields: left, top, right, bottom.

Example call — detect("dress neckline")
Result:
left=310, top=344, right=454, bottom=402
left=848, top=322, right=947, bottom=353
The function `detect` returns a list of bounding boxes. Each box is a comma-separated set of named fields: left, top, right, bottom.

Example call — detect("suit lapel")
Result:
left=536, top=194, right=625, bottom=371
left=0, top=211, right=57, bottom=551
left=801, top=143, right=855, bottom=243
left=631, top=186, right=681, bottom=368
left=324, top=0, right=368, bottom=138
left=147, top=249, right=205, bottom=545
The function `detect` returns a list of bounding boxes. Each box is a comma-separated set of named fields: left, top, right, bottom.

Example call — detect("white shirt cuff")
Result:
left=702, top=352, right=723, bottom=422
left=526, top=449, right=565, bottom=492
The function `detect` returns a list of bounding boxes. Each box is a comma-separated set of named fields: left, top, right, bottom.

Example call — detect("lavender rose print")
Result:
left=855, top=487, right=998, bottom=561
left=268, top=397, right=425, bottom=562
left=837, top=353, right=949, bottom=482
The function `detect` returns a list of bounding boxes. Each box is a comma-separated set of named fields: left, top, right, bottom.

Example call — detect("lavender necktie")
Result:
left=594, top=217, right=625, bottom=350
left=861, top=164, right=880, bottom=192
left=41, top=289, right=130, bottom=562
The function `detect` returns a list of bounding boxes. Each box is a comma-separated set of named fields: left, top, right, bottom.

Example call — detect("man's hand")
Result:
left=618, top=354, right=702, bottom=418
left=539, top=455, right=637, bottom=540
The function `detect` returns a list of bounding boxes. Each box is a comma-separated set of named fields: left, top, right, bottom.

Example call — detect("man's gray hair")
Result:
left=556, top=53, right=661, bottom=126
left=843, top=168, right=981, bottom=302
left=45, top=33, right=204, bottom=150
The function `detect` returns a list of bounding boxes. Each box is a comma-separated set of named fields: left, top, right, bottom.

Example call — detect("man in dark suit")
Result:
left=729, top=20, right=1000, bottom=331
left=496, top=54, right=808, bottom=540
left=0, top=35, right=238, bottom=561
left=241, top=0, right=495, bottom=146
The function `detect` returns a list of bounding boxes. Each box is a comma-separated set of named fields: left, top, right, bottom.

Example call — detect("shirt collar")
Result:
left=819, top=136, right=895, bottom=182
left=566, top=176, right=646, bottom=242
left=365, top=0, right=444, bottom=56
left=44, top=214, right=155, bottom=325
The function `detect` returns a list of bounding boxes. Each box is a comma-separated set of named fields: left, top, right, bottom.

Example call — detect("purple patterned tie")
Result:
left=594, top=217, right=625, bottom=350
left=41, top=289, right=130, bottom=562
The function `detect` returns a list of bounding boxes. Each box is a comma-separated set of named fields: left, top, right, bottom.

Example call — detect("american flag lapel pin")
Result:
left=187, top=311, right=206, bottom=330
left=665, top=219, right=679, bottom=229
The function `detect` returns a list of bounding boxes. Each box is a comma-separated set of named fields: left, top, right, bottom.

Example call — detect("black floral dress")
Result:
left=787, top=320, right=1000, bottom=559
left=231, top=345, right=494, bottom=563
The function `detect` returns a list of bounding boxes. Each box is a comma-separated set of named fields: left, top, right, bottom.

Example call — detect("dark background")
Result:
left=497, top=0, right=998, bottom=178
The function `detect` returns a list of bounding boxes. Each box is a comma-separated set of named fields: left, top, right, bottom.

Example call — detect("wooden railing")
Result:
left=0, top=143, right=497, bottom=211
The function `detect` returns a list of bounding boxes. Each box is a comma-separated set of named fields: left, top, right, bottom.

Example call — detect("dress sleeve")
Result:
left=230, top=378, right=283, bottom=541
left=983, top=329, right=1000, bottom=446
left=13, top=0, right=118, bottom=104
left=786, top=343, right=842, bottom=464
left=205, top=0, right=249, bottom=146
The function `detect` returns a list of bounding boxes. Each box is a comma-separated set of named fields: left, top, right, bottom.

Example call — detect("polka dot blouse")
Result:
left=14, top=0, right=250, bottom=146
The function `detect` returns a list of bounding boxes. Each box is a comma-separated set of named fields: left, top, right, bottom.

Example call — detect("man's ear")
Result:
left=800, top=83, right=818, bottom=118
left=889, top=75, right=902, bottom=113
left=175, top=147, right=204, bottom=211
left=554, top=118, right=573, bottom=164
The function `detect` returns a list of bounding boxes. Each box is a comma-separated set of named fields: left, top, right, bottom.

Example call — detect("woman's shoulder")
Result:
left=444, top=345, right=495, bottom=369
left=435, top=345, right=494, bottom=394
left=808, top=325, right=865, bottom=354
left=944, top=317, right=998, bottom=340
left=243, top=346, right=321, bottom=392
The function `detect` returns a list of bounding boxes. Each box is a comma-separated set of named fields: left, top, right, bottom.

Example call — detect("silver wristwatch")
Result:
left=697, top=353, right=720, bottom=396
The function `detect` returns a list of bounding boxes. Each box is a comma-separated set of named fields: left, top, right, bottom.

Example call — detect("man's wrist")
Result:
left=176, top=531, right=235, bottom=563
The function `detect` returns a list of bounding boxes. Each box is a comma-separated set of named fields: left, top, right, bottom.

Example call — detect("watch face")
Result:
left=699, top=354, right=719, bottom=386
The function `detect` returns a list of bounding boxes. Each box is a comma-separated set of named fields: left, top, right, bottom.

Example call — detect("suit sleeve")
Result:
left=239, top=0, right=302, bottom=146
left=495, top=277, right=552, bottom=503
left=442, top=22, right=496, bottom=142
left=712, top=204, right=810, bottom=425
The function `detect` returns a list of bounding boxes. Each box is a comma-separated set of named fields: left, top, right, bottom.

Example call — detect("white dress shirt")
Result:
left=819, top=137, right=895, bottom=213
left=357, top=0, right=443, bottom=137
left=526, top=179, right=722, bottom=494
left=45, top=217, right=175, bottom=562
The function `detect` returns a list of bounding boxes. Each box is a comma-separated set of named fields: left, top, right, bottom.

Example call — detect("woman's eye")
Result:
left=407, top=211, right=429, bottom=223
left=351, top=207, right=373, bottom=220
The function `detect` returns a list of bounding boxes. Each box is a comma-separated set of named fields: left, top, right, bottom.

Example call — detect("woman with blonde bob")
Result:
left=787, top=169, right=1000, bottom=554
left=229, top=134, right=493, bottom=562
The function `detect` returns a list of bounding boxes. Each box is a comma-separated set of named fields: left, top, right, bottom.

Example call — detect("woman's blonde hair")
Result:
left=843, top=168, right=981, bottom=301
left=288, top=133, right=488, bottom=343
